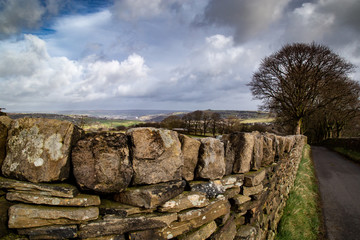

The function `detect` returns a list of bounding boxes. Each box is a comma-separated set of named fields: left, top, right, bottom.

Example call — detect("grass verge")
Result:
left=332, top=147, right=360, bottom=164
left=276, top=144, right=324, bottom=240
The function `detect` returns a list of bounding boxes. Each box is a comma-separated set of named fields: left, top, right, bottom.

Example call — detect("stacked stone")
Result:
left=0, top=117, right=306, bottom=240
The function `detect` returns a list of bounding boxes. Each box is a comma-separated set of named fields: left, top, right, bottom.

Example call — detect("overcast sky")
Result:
left=1, top=0, right=360, bottom=112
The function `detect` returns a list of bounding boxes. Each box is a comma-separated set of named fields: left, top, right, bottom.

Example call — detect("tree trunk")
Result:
left=295, top=119, right=302, bottom=135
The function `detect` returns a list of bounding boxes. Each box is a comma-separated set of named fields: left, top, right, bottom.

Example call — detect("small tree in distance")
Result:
left=248, top=42, right=357, bottom=135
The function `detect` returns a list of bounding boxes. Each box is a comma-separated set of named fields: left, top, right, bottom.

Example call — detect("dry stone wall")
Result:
left=0, top=117, right=306, bottom=240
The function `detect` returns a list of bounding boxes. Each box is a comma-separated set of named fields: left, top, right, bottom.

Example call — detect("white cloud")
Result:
left=0, top=35, right=154, bottom=109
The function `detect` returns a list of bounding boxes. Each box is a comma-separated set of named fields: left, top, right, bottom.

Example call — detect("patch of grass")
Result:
left=239, top=117, right=275, bottom=124
left=82, top=119, right=142, bottom=131
left=276, top=144, right=323, bottom=240
left=332, top=147, right=360, bottom=163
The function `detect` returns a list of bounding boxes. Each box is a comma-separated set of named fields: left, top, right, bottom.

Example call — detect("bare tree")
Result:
left=249, top=42, right=356, bottom=134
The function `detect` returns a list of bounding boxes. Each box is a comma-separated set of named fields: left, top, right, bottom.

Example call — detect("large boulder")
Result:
left=1, top=118, right=83, bottom=183
left=72, top=132, right=132, bottom=193
left=196, top=138, right=225, bottom=180
left=179, top=134, right=201, bottom=181
left=127, top=128, right=183, bottom=185
left=224, top=132, right=255, bottom=174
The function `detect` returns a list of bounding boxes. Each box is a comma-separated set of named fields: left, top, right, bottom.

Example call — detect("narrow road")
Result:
left=312, top=146, right=360, bottom=240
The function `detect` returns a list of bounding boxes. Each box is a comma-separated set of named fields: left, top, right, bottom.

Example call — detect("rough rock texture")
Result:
left=17, top=225, right=78, bottom=239
left=210, top=215, right=237, bottom=240
left=8, top=204, right=99, bottom=228
left=114, top=180, right=186, bottom=209
left=220, top=174, right=244, bottom=190
left=158, top=191, right=210, bottom=213
left=243, top=184, right=263, bottom=196
left=0, top=176, right=79, bottom=198
left=1, top=118, right=83, bottom=183
left=127, top=128, right=183, bottom=185
left=179, top=220, right=217, bottom=240
left=0, top=116, right=12, bottom=128
left=244, top=169, right=266, bottom=187
left=189, top=180, right=225, bottom=198
left=79, top=213, right=177, bottom=238
left=252, top=132, right=263, bottom=170
left=262, top=133, right=276, bottom=166
left=6, top=192, right=100, bottom=207
left=0, top=122, right=7, bottom=168
left=179, top=134, right=201, bottom=181
left=196, top=138, right=225, bottom=180
left=72, top=132, right=133, bottom=193
left=100, top=199, right=154, bottom=217
left=0, top=197, right=12, bottom=237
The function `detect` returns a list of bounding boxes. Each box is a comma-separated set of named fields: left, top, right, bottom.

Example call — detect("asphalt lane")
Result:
left=312, top=146, right=360, bottom=240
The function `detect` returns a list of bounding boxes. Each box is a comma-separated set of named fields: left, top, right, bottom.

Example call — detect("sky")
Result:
left=1, top=0, right=360, bottom=112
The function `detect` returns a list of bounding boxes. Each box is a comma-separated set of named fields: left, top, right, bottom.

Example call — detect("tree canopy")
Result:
left=248, top=42, right=359, bottom=135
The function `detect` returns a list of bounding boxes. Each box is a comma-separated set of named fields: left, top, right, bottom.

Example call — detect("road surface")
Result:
left=312, top=146, right=360, bottom=240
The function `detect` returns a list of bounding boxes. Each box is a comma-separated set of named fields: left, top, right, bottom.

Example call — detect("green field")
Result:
left=82, top=119, right=142, bottom=131
left=239, top=117, right=275, bottom=124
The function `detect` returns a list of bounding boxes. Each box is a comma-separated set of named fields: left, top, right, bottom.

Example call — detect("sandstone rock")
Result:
left=100, top=199, right=154, bottom=217
left=0, top=176, right=79, bottom=198
left=1, top=118, right=83, bottom=183
left=83, top=235, right=125, bottom=240
left=79, top=213, right=177, bottom=238
left=223, top=186, right=241, bottom=200
left=222, top=133, right=236, bottom=175
left=179, top=220, right=217, bottom=240
left=0, top=116, right=12, bottom=128
left=6, top=192, right=100, bottom=207
left=189, top=180, right=225, bottom=198
left=210, top=215, right=236, bottom=240
left=196, top=138, right=225, bottom=180
left=17, top=225, right=78, bottom=239
left=8, top=204, right=99, bottom=228
left=159, top=199, right=230, bottom=239
left=158, top=191, right=209, bottom=213
left=252, top=132, right=263, bottom=170
left=220, top=174, right=244, bottom=190
left=179, top=134, right=201, bottom=181
left=232, top=194, right=252, bottom=206
left=72, top=132, right=132, bottom=193
left=244, top=169, right=266, bottom=187
left=262, top=133, right=276, bottom=166
left=127, top=128, right=183, bottom=185
left=243, top=184, right=263, bottom=196
left=0, top=122, right=7, bottom=169
left=235, top=225, right=257, bottom=240
left=129, top=230, right=165, bottom=240
left=114, top=180, right=186, bottom=209
left=230, top=133, right=255, bottom=173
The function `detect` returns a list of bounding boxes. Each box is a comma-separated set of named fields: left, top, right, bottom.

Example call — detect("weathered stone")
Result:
left=179, top=134, right=201, bottom=181
left=243, top=184, right=263, bottom=196
left=223, top=187, right=241, bottom=199
left=158, top=191, right=209, bottom=213
left=100, top=199, right=154, bottom=217
left=129, top=229, right=165, bottom=240
left=2, top=118, right=83, bottom=183
left=177, top=198, right=230, bottom=224
left=0, top=196, right=13, bottom=237
left=220, top=174, right=244, bottom=190
left=0, top=116, right=12, bottom=128
left=235, top=225, right=257, bottom=240
left=72, top=132, right=133, bottom=193
left=232, top=194, right=252, bottom=206
left=127, top=128, right=183, bottom=185
left=244, top=169, right=266, bottom=187
left=8, top=204, right=99, bottom=228
left=159, top=199, right=230, bottom=239
left=0, top=122, right=7, bottom=168
left=114, top=180, right=186, bottom=209
left=222, top=133, right=237, bottom=175
left=210, top=215, right=236, bottom=240
left=17, top=225, right=78, bottom=239
left=232, top=133, right=255, bottom=173
left=196, top=138, right=225, bottom=180
left=189, top=180, right=225, bottom=198
left=6, top=192, right=100, bottom=207
left=179, top=220, right=217, bottom=240
left=252, top=132, right=263, bottom=170
left=262, top=133, right=276, bottom=166
left=79, top=213, right=177, bottom=238
left=0, top=176, right=79, bottom=198
left=83, top=235, right=125, bottom=240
